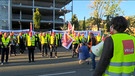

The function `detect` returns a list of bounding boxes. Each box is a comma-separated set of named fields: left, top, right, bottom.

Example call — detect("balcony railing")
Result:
left=12, top=14, right=64, bottom=23
left=12, top=0, right=67, bottom=8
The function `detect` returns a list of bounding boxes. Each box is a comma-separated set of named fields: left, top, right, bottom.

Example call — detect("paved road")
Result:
left=0, top=47, right=99, bottom=76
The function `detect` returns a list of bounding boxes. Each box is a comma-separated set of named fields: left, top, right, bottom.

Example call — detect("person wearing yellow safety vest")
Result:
left=38, top=32, right=42, bottom=52
left=26, top=32, right=36, bottom=63
left=79, top=33, right=86, bottom=43
left=96, top=33, right=101, bottom=44
left=34, top=32, right=39, bottom=48
left=57, top=33, right=62, bottom=47
left=1, top=32, right=11, bottom=65
left=87, top=32, right=91, bottom=44
left=93, top=16, right=135, bottom=76
left=0, top=31, right=3, bottom=55
left=72, top=32, right=80, bottom=58
left=41, top=32, right=48, bottom=57
left=49, top=32, right=58, bottom=58
left=47, top=32, right=51, bottom=51
left=9, top=32, right=17, bottom=56
left=17, top=32, right=25, bottom=54
left=87, top=32, right=97, bottom=70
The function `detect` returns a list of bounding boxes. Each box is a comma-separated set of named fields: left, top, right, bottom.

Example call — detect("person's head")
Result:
left=29, top=32, right=32, bottom=37
left=79, top=43, right=83, bottom=47
left=97, top=33, right=100, bottom=36
left=73, top=32, right=76, bottom=36
left=90, top=33, right=94, bottom=38
left=42, top=32, right=46, bottom=36
left=81, top=33, right=84, bottom=37
left=0, top=31, right=2, bottom=35
left=77, top=32, right=80, bottom=37
left=110, top=16, right=128, bottom=34
left=10, top=32, right=13, bottom=36
left=19, top=32, right=22, bottom=36
left=80, top=43, right=85, bottom=47
left=3, top=32, right=7, bottom=38
left=51, top=32, right=55, bottom=36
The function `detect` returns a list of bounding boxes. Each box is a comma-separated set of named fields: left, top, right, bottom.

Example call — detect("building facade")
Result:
left=0, top=0, right=72, bottom=30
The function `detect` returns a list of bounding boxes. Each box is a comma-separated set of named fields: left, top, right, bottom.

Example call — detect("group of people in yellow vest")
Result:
left=0, top=30, right=101, bottom=65
left=0, top=31, right=63, bottom=65
left=68, top=31, right=101, bottom=58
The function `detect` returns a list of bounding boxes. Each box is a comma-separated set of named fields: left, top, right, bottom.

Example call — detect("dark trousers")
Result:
left=10, top=45, right=16, bottom=55
left=41, top=43, right=48, bottom=56
left=19, top=44, right=25, bottom=54
left=28, top=47, right=35, bottom=62
left=38, top=41, right=41, bottom=52
left=90, top=52, right=96, bottom=69
left=72, top=44, right=78, bottom=57
left=1, top=48, right=9, bottom=63
left=49, top=44, right=57, bottom=57
left=58, top=39, right=61, bottom=46
left=0, top=45, right=1, bottom=54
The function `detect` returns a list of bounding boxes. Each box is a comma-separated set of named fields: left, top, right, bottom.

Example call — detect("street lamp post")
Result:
left=71, top=0, right=73, bottom=17
left=32, top=0, right=35, bottom=31
left=64, top=7, right=66, bottom=26
left=53, top=0, right=55, bottom=30
left=18, top=21, right=22, bottom=30
left=8, top=0, right=12, bottom=30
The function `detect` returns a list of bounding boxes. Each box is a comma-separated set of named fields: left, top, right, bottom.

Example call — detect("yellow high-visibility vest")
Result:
left=96, top=35, right=101, bottom=42
left=41, top=35, right=48, bottom=44
left=104, top=33, right=135, bottom=76
left=27, top=36, right=35, bottom=46
left=72, top=36, right=79, bottom=44
left=50, top=35, right=54, bottom=45
left=1, top=37, right=10, bottom=48
left=17, top=36, right=20, bottom=43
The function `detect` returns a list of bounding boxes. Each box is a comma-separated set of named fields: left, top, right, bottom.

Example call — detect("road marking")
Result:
left=39, top=71, right=76, bottom=76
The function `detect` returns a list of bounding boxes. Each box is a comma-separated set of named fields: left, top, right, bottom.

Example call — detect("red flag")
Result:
left=30, top=22, right=32, bottom=32
left=62, top=33, right=68, bottom=43
left=72, top=24, right=74, bottom=34
left=62, top=32, right=73, bottom=49
left=68, top=22, right=72, bottom=31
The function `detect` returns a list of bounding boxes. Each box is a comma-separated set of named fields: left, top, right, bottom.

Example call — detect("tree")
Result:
left=82, top=17, right=86, bottom=30
left=125, top=16, right=135, bottom=36
left=78, top=20, right=83, bottom=30
left=33, top=8, right=41, bottom=29
left=126, top=16, right=135, bottom=28
left=90, top=0, right=123, bottom=31
left=60, top=24, right=67, bottom=30
left=85, top=17, right=102, bottom=30
left=71, top=14, right=79, bottom=30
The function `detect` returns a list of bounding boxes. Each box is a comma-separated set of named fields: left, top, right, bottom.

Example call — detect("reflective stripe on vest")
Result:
left=105, top=70, right=134, bottom=76
left=104, top=33, right=135, bottom=76
left=58, top=33, right=62, bottom=39
left=55, top=35, right=58, bottom=45
left=17, top=36, right=20, bottom=43
left=87, top=35, right=90, bottom=43
left=27, top=36, right=35, bottom=46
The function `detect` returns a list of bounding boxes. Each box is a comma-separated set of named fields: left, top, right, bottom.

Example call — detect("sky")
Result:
left=65, top=0, right=135, bottom=21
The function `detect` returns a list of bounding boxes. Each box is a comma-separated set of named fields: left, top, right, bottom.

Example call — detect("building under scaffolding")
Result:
left=0, top=0, right=72, bottom=31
